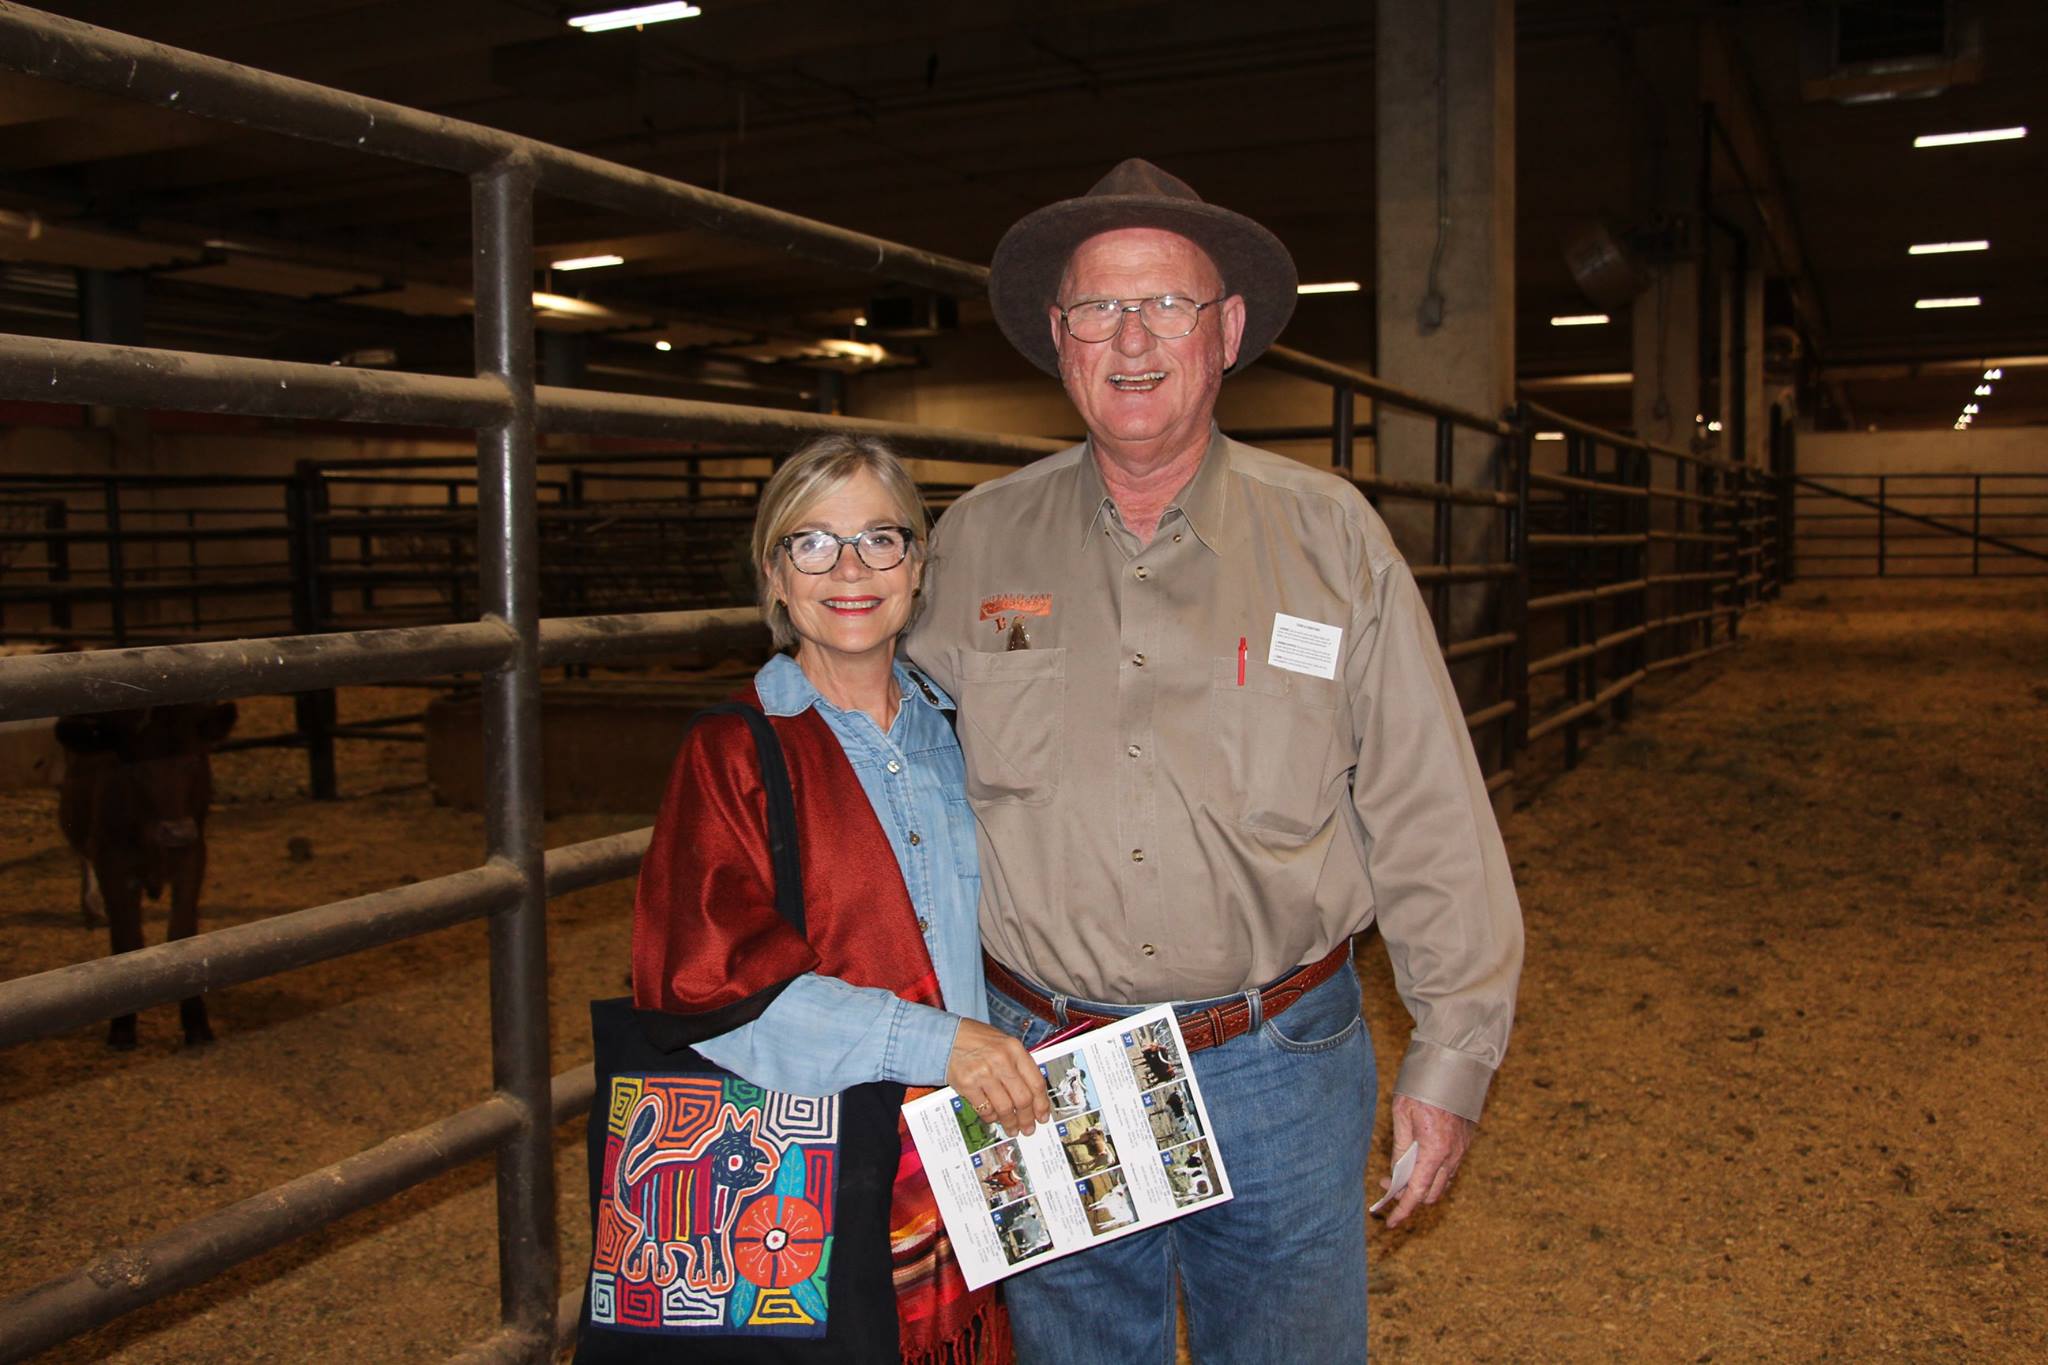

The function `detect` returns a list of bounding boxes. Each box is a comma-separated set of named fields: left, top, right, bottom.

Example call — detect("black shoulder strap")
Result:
left=694, top=701, right=806, bottom=939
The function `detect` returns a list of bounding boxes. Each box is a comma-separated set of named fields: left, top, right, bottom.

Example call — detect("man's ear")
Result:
left=1219, top=294, right=1248, bottom=370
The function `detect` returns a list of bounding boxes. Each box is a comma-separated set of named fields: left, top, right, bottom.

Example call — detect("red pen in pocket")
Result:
left=1237, top=636, right=1247, bottom=686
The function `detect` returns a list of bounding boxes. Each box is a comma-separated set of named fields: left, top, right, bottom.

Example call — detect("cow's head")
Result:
left=55, top=702, right=238, bottom=761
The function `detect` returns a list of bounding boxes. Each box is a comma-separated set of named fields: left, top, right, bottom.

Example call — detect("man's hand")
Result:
left=1380, top=1093, right=1474, bottom=1229
left=946, top=1019, right=1051, bottom=1136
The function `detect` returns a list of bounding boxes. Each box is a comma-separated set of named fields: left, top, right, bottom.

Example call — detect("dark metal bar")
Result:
left=1442, top=631, right=1518, bottom=663
left=0, top=1094, right=523, bottom=1365
left=543, top=828, right=653, bottom=900
left=0, top=862, right=521, bottom=1049
left=0, top=620, right=513, bottom=721
left=472, top=154, right=557, bottom=1353
left=1332, top=389, right=1355, bottom=476
left=1526, top=668, right=1647, bottom=742
left=1973, top=477, right=1982, bottom=576
left=101, top=480, right=127, bottom=645
left=1263, top=345, right=1514, bottom=436
left=0, top=6, right=985, bottom=299
left=532, top=385, right=1064, bottom=462
left=1518, top=399, right=1737, bottom=472
left=535, top=607, right=765, bottom=667
left=0, top=333, right=510, bottom=428
left=1352, top=475, right=1517, bottom=508
left=1431, top=417, right=1453, bottom=641
left=1877, top=474, right=1888, bottom=576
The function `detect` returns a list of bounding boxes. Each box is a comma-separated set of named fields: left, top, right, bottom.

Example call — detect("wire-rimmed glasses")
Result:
left=778, top=526, right=915, bottom=574
left=1057, top=294, right=1224, bottom=343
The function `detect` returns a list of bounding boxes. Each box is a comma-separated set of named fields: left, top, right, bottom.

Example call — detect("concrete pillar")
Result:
left=1741, top=263, right=1765, bottom=467
left=1632, top=263, right=1701, bottom=451
left=1373, top=0, right=1515, bottom=627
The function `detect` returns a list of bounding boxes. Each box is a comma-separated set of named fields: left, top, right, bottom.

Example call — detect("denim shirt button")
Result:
left=886, top=759, right=902, bottom=774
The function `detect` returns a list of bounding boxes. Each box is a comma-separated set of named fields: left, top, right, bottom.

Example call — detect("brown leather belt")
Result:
left=983, top=941, right=1353, bottom=1054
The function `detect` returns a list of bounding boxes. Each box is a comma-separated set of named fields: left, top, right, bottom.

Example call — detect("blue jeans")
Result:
left=985, top=960, right=1375, bottom=1364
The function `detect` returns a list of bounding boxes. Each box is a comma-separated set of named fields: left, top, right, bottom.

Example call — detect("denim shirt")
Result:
left=692, top=652, right=987, bottom=1095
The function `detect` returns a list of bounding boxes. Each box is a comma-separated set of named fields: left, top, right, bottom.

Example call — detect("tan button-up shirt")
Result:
left=908, top=428, right=1522, bottom=1119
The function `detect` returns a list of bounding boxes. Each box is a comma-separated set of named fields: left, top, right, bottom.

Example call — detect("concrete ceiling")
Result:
left=0, top=0, right=2042, bottom=430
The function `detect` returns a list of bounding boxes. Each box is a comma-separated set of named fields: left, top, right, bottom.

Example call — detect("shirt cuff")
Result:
left=1392, top=1038, right=1498, bottom=1123
left=888, top=1000, right=964, bottom=1088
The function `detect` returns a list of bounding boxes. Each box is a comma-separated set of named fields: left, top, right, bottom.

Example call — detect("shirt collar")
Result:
left=755, top=652, right=955, bottom=719
left=1074, top=425, right=1233, bottom=554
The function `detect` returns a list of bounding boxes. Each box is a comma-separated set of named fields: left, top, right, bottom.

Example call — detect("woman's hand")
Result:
left=946, top=1020, right=1051, bottom=1137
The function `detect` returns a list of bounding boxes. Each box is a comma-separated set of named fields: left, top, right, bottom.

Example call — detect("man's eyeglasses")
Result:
left=1057, top=294, right=1224, bottom=344
left=778, top=526, right=915, bottom=574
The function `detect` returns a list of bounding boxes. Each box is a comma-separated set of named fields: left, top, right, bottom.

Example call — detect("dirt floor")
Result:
left=1, top=577, right=2044, bottom=1362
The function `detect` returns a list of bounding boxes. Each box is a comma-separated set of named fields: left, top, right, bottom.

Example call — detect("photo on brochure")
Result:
left=991, top=1196, right=1054, bottom=1267
left=1121, top=1019, right=1184, bottom=1089
left=972, top=1138, right=1035, bottom=1211
left=950, top=1093, right=1010, bottom=1154
left=1141, top=1079, right=1205, bottom=1148
left=1041, top=1053, right=1099, bottom=1118
left=1160, top=1138, right=1220, bottom=1208
left=1055, top=1109, right=1121, bottom=1178
left=1075, top=1169, right=1140, bottom=1235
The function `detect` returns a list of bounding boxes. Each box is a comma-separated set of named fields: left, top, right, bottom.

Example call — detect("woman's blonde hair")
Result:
left=750, top=433, right=929, bottom=651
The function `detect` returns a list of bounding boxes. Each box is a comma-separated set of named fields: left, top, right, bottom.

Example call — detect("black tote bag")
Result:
left=574, top=703, right=904, bottom=1363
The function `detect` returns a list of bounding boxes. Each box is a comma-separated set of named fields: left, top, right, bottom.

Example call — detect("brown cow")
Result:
left=55, top=701, right=238, bottom=1049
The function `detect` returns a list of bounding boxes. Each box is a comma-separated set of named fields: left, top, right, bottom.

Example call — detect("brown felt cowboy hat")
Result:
left=989, top=158, right=1298, bottom=376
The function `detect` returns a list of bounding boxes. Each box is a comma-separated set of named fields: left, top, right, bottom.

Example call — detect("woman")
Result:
left=632, top=433, right=1048, bottom=1364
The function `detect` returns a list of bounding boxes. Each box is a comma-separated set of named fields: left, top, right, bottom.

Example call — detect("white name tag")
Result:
left=1267, top=613, right=1343, bottom=680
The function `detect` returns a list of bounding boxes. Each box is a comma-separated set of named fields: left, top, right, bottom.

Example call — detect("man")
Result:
left=908, top=159, right=1522, bottom=1362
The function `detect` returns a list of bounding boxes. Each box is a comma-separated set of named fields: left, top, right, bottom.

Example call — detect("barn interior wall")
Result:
left=1796, top=428, right=2048, bottom=577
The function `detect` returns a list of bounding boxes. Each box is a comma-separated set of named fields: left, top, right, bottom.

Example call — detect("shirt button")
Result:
left=1131, top=848, right=1145, bottom=862
left=1134, top=566, right=1149, bottom=580
left=886, top=760, right=901, bottom=774
left=1133, top=652, right=1146, bottom=666
left=908, top=831, right=921, bottom=846
left=1126, top=744, right=1141, bottom=758
left=1173, top=533, right=1184, bottom=543
left=918, top=917, right=931, bottom=934
left=1141, top=943, right=1157, bottom=956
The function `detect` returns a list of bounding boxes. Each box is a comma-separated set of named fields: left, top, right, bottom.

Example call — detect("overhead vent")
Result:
left=1801, top=1, right=1984, bottom=103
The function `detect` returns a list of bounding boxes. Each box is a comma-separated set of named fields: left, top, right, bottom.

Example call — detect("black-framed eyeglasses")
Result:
left=778, top=526, right=915, bottom=574
left=1057, top=294, right=1224, bottom=343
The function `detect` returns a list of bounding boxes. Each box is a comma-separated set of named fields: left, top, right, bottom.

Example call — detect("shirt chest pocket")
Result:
left=1207, top=656, right=1344, bottom=841
left=956, top=648, right=1066, bottom=806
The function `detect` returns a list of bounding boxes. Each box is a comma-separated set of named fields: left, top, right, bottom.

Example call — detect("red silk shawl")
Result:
left=632, top=688, right=938, bottom=1014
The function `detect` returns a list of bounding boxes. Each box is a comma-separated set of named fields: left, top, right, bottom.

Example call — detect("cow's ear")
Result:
left=200, top=702, right=239, bottom=744
left=54, top=716, right=120, bottom=753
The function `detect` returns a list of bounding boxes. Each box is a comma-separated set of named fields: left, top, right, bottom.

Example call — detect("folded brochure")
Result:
left=902, top=1004, right=1233, bottom=1289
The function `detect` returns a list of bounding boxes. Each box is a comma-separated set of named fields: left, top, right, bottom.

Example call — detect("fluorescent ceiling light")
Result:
left=818, top=338, right=887, bottom=363
left=1908, top=240, right=1989, bottom=255
left=1533, top=431, right=1565, bottom=441
left=568, top=3, right=701, bottom=33
left=531, top=291, right=609, bottom=318
left=1985, top=367, right=2003, bottom=379
left=654, top=339, right=673, bottom=352
left=551, top=253, right=624, bottom=271
left=1975, top=384, right=1991, bottom=395
left=1549, top=313, right=1610, bottom=327
left=1964, top=403, right=1980, bottom=414
left=1914, top=126, right=2026, bottom=148
left=1914, top=296, right=1981, bottom=310
left=1707, top=420, right=1723, bottom=433
left=1298, top=281, right=1363, bottom=295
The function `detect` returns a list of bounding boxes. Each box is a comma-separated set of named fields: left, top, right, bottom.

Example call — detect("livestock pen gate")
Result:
left=0, top=7, right=1782, bottom=1362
